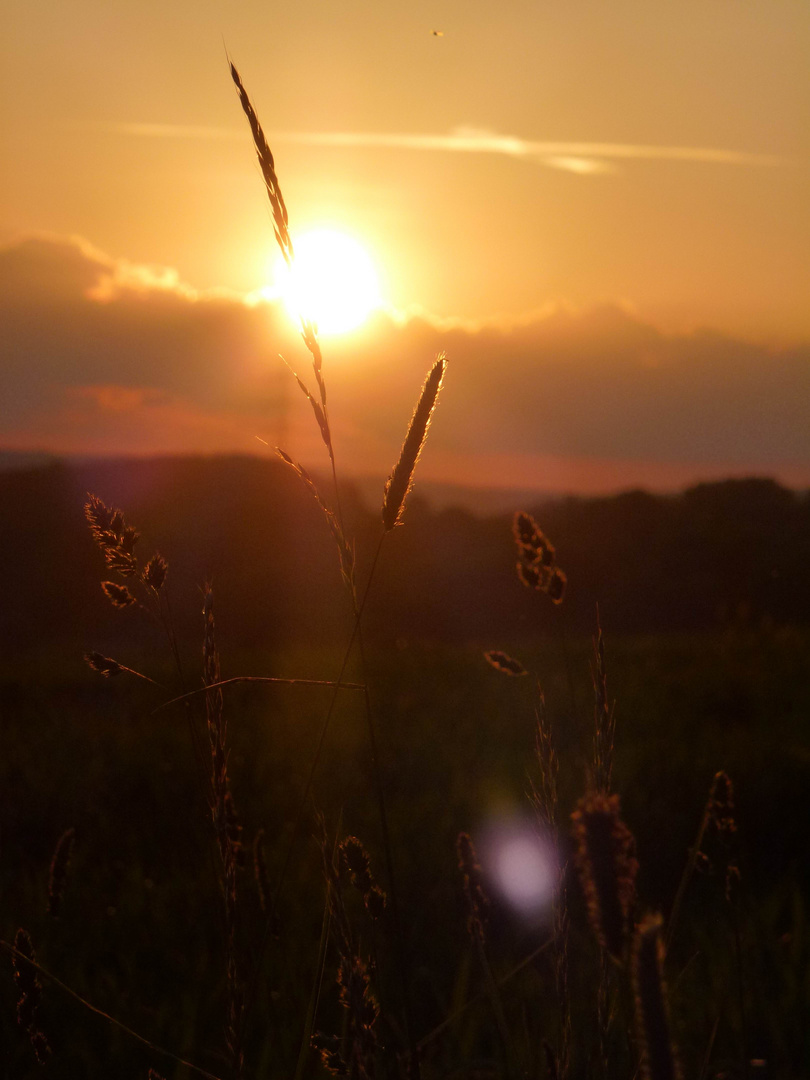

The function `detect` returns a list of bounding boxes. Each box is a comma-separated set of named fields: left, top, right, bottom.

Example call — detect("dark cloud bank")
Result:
left=3, top=234, right=809, bottom=495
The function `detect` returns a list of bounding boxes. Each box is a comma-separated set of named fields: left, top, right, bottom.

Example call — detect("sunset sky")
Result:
left=3, top=0, right=809, bottom=496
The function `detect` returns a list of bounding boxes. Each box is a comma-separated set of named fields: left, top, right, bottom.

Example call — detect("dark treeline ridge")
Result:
left=3, top=455, right=810, bottom=655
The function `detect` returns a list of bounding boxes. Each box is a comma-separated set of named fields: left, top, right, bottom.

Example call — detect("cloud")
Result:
left=2, top=233, right=809, bottom=494
left=101, top=121, right=786, bottom=175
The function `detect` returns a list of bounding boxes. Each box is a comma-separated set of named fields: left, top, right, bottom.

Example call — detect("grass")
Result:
left=2, top=629, right=810, bottom=1075
left=2, top=61, right=810, bottom=1080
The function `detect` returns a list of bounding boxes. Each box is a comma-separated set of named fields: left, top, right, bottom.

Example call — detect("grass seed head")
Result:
left=48, top=826, right=76, bottom=918
left=12, top=929, right=50, bottom=1061
left=383, top=354, right=446, bottom=531
left=633, top=914, right=681, bottom=1080
left=86, top=494, right=140, bottom=576
left=484, top=650, right=528, bottom=676
left=84, top=651, right=124, bottom=677
left=513, top=511, right=556, bottom=567
left=547, top=568, right=567, bottom=604
left=572, top=791, right=638, bottom=961
left=101, top=581, right=136, bottom=608
left=142, top=553, right=168, bottom=591
left=457, top=831, right=489, bottom=942
left=340, top=837, right=387, bottom=918
left=230, top=62, right=293, bottom=264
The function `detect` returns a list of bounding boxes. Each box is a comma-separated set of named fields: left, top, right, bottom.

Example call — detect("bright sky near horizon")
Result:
left=2, top=0, right=809, bottom=494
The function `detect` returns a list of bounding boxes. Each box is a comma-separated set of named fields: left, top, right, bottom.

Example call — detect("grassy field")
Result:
left=2, top=624, right=809, bottom=1077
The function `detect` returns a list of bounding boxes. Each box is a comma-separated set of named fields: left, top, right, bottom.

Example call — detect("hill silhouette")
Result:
left=3, top=455, right=809, bottom=658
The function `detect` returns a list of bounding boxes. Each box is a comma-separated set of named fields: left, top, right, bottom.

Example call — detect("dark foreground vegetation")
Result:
left=2, top=456, right=810, bottom=1079
left=3, top=456, right=810, bottom=654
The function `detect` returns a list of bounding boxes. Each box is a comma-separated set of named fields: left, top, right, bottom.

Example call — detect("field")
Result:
left=3, top=612, right=809, bottom=1077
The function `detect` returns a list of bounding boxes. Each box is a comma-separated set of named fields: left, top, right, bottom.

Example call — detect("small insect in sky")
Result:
left=432, top=29, right=444, bottom=37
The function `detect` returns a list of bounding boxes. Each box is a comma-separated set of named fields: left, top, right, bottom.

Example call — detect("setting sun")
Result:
left=272, top=229, right=381, bottom=335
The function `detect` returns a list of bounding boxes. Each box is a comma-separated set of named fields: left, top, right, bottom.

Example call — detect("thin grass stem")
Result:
left=0, top=940, right=223, bottom=1080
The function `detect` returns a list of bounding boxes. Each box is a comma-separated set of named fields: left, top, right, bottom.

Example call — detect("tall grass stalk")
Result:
left=231, top=62, right=447, bottom=1074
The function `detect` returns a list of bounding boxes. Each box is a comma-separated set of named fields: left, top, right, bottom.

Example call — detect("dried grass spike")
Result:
left=101, top=581, right=136, bottom=608
left=340, top=837, right=374, bottom=895
left=633, top=914, right=681, bottom=1080
left=12, top=928, right=50, bottom=1061
left=364, top=885, right=387, bottom=920
left=572, top=791, right=638, bottom=960
left=142, top=553, right=168, bottom=591
left=517, top=559, right=552, bottom=591
left=48, top=827, right=76, bottom=918
left=119, top=525, right=140, bottom=554
left=104, top=546, right=138, bottom=577
left=484, top=650, right=527, bottom=676
left=84, top=493, right=116, bottom=541
left=383, top=354, right=446, bottom=531
left=547, top=568, right=567, bottom=604
left=457, top=831, right=489, bottom=942
left=276, top=448, right=355, bottom=592
left=707, top=770, right=736, bottom=836
left=294, top=373, right=333, bottom=460
left=513, top=511, right=556, bottom=566
left=85, top=651, right=124, bottom=677
left=230, top=62, right=293, bottom=263
left=311, top=1033, right=349, bottom=1075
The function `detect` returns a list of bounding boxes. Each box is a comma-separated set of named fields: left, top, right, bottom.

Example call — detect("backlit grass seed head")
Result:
left=230, top=63, right=293, bottom=264
left=517, top=554, right=567, bottom=604
left=484, top=650, right=528, bottom=676
left=340, top=837, right=387, bottom=918
left=513, top=511, right=556, bottom=567
left=513, top=511, right=567, bottom=602
left=84, top=493, right=117, bottom=540
left=517, top=559, right=553, bottom=591
left=547, top=568, right=567, bottom=604
left=101, top=581, right=136, bottom=608
left=311, top=1033, right=349, bottom=1076
left=85, top=651, right=124, bottom=677
left=86, top=494, right=140, bottom=575
left=12, top=928, right=50, bottom=1062
left=48, top=827, right=76, bottom=918
left=293, top=372, right=333, bottom=460
left=142, top=553, right=168, bottom=592
left=104, top=545, right=138, bottom=577
left=633, top=914, right=681, bottom=1080
left=276, top=448, right=356, bottom=593
left=707, top=770, right=736, bottom=837
left=364, top=885, right=387, bottom=920
left=383, top=354, right=446, bottom=531
left=340, top=837, right=374, bottom=894
left=572, top=791, right=638, bottom=961
left=457, top=831, right=489, bottom=942
left=705, top=770, right=740, bottom=901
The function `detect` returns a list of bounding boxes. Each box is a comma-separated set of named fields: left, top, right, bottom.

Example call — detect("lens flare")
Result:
left=479, top=818, right=556, bottom=918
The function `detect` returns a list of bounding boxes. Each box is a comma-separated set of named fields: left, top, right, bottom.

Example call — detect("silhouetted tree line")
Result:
left=3, top=456, right=810, bottom=657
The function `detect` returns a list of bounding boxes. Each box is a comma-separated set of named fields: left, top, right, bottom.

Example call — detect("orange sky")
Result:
left=2, top=1, right=809, bottom=495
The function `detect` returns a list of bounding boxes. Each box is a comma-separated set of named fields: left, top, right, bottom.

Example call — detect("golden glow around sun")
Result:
left=271, top=229, right=381, bottom=335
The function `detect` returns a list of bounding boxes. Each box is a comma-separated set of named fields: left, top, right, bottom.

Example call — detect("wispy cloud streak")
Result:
left=105, top=122, right=786, bottom=173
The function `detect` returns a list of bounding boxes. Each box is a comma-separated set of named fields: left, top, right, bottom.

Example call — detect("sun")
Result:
left=271, top=229, right=381, bottom=335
